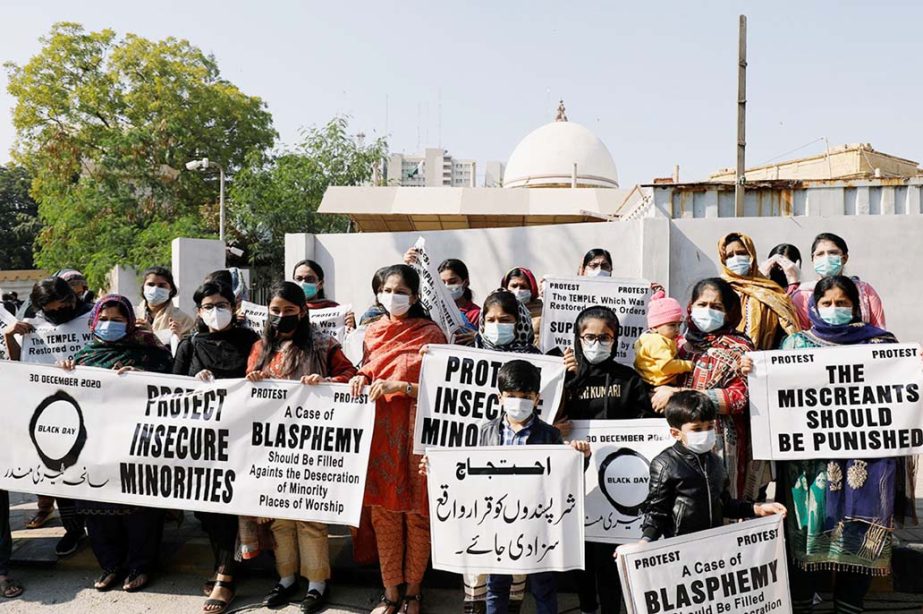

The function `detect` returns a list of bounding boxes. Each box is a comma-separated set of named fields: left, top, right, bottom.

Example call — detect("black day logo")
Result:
left=29, top=390, right=88, bottom=471
left=597, top=448, right=651, bottom=517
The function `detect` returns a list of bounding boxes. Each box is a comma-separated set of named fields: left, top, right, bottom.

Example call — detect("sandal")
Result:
left=371, top=593, right=402, bottom=614
left=94, top=569, right=120, bottom=592
left=202, top=579, right=217, bottom=596
left=203, top=579, right=236, bottom=613
left=122, top=569, right=150, bottom=592
left=26, top=509, right=53, bottom=529
left=401, top=592, right=423, bottom=614
left=0, top=577, right=24, bottom=599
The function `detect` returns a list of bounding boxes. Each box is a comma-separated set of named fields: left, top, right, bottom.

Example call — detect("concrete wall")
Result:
left=171, top=238, right=225, bottom=315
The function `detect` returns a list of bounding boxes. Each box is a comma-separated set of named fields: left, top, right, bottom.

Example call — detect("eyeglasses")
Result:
left=581, top=334, right=614, bottom=344
left=200, top=302, right=231, bottom=311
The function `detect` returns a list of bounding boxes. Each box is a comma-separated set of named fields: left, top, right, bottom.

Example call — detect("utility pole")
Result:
left=736, top=14, right=747, bottom=217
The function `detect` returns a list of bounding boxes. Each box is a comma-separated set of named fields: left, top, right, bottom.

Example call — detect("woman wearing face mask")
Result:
left=348, top=265, right=446, bottom=614
left=555, top=305, right=652, bottom=614
left=59, top=295, right=173, bottom=592
left=718, top=232, right=801, bottom=350
left=2, top=277, right=92, bottom=545
left=578, top=248, right=613, bottom=278
left=790, top=232, right=886, bottom=330
left=437, top=258, right=480, bottom=327
left=172, top=281, right=259, bottom=614
left=758, top=243, right=802, bottom=295
left=741, top=276, right=911, bottom=614
left=475, top=289, right=540, bottom=354
left=650, top=278, right=755, bottom=500
left=501, top=267, right=542, bottom=337
left=243, top=281, right=357, bottom=613
left=136, top=266, right=195, bottom=343
left=292, top=259, right=357, bottom=330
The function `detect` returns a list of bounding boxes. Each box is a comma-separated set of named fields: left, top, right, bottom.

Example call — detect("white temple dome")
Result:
left=504, top=101, right=619, bottom=189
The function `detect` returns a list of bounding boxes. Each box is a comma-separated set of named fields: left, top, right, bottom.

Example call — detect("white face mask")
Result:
left=511, top=288, right=532, bottom=303
left=725, top=255, right=752, bottom=276
left=144, top=285, right=171, bottom=307
left=503, top=397, right=535, bottom=422
left=201, top=307, right=233, bottom=331
left=690, top=307, right=725, bottom=333
left=446, top=284, right=465, bottom=301
left=378, top=292, right=412, bottom=317
left=582, top=340, right=614, bottom=364
left=585, top=267, right=611, bottom=278
left=683, top=429, right=716, bottom=455
left=483, top=322, right=516, bottom=346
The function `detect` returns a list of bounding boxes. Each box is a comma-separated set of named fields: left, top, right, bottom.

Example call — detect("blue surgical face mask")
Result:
left=301, top=282, right=318, bottom=300
left=483, top=322, right=515, bottom=346
left=446, top=284, right=465, bottom=301
left=725, top=255, right=752, bottom=276
left=94, top=320, right=128, bottom=342
left=690, top=307, right=726, bottom=333
left=818, top=306, right=854, bottom=326
left=813, top=254, right=843, bottom=277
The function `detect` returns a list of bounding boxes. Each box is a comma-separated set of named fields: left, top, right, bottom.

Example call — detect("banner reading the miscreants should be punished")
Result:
left=426, top=445, right=585, bottom=574
left=570, top=419, right=673, bottom=544
left=412, top=345, right=566, bottom=454
left=539, top=276, right=650, bottom=362
left=0, top=361, right=375, bottom=526
left=748, top=343, right=923, bottom=460
left=617, top=515, right=791, bottom=614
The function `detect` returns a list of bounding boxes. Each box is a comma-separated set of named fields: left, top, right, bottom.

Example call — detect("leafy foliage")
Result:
left=0, top=165, right=41, bottom=270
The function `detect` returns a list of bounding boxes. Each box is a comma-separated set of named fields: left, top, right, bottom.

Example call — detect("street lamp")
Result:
left=186, top=157, right=226, bottom=244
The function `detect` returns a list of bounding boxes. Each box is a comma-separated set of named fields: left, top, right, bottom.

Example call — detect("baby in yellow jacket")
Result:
left=634, top=291, right=694, bottom=387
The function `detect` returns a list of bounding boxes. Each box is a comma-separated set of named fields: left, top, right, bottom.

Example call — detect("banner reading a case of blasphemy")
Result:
left=616, top=515, right=791, bottom=614
left=0, top=361, right=375, bottom=526
left=748, top=343, right=923, bottom=460
left=412, top=345, right=566, bottom=454
left=539, top=276, right=651, bottom=362
left=569, top=419, right=673, bottom=544
left=239, top=300, right=352, bottom=345
left=426, top=445, right=585, bottom=574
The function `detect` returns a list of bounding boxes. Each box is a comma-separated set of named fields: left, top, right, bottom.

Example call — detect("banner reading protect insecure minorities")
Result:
left=748, top=343, right=923, bottom=460
left=409, top=237, right=467, bottom=344
left=0, top=361, right=375, bottom=526
left=20, top=312, right=94, bottom=364
left=426, top=446, right=585, bottom=574
left=570, top=419, right=673, bottom=544
left=617, top=515, right=791, bottom=614
left=540, top=276, right=650, bottom=362
left=412, top=345, right=566, bottom=454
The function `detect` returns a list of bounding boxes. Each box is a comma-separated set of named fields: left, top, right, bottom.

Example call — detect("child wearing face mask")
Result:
left=633, top=291, right=693, bottom=388
left=637, top=391, right=785, bottom=543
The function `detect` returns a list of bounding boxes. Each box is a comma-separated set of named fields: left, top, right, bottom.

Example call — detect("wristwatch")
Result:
left=405, top=382, right=413, bottom=396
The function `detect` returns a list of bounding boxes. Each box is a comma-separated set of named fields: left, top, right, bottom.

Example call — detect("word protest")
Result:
left=617, top=515, right=791, bottom=614
left=413, top=345, right=566, bottom=454
left=540, top=276, right=650, bottom=361
left=240, top=300, right=352, bottom=345
left=748, top=343, right=923, bottom=460
left=570, top=420, right=673, bottom=544
left=0, top=362, right=375, bottom=526
left=20, top=312, right=94, bottom=364
left=426, top=446, right=585, bottom=574
left=409, top=237, right=467, bottom=343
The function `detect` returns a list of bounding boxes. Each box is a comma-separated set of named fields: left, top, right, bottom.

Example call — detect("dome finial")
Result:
left=555, top=99, right=568, bottom=122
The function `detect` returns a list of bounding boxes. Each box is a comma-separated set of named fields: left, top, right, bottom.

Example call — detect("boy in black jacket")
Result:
left=639, top=390, right=785, bottom=541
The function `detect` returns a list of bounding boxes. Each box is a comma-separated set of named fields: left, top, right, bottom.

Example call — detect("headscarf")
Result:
left=718, top=232, right=801, bottom=348
left=501, top=267, right=539, bottom=301
left=805, top=295, right=896, bottom=346
left=73, top=294, right=172, bottom=372
left=475, top=290, right=538, bottom=353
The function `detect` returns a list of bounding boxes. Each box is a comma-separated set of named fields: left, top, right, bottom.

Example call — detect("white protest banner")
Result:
left=341, top=326, right=367, bottom=367
left=570, top=419, right=673, bottom=544
left=20, top=312, right=93, bottom=364
left=748, top=343, right=923, bottom=460
left=0, top=304, right=16, bottom=360
left=0, top=361, right=375, bottom=526
left=426, top=445, right=585, bottom=574
left=240, top=300, right=352, bottom=344
left=540, top=276, right=650, bottom=362
left=413, top=345, right=566, bottom=454
left=410, top=237, right=467, bottom=343
left=617, top=515, right=791, bottom=614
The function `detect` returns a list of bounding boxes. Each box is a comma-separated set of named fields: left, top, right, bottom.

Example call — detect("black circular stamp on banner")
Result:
left=29, top=390, right=88, bottom=471
left=597, top=447, right=651, bottom=517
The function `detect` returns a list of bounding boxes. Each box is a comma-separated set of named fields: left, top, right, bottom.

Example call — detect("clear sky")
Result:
left=1, top=0, right=921, bottom=184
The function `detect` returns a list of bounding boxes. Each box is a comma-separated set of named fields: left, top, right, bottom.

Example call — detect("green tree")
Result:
left=5, top=22, right=276, bottom=287
left=0, top=165, right=41, bottom=270
left=230, top=116, right=387, bottom=268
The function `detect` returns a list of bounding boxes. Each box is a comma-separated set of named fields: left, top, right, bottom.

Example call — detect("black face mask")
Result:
left=44, top=303, right=77, bottom=325
left=269, top=313, right=300, bottom=334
